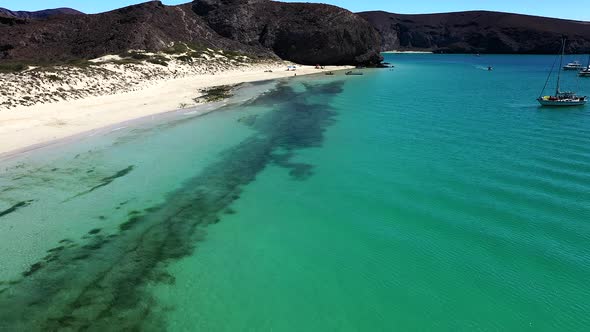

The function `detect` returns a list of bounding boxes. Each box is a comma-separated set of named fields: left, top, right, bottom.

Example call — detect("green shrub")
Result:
left=147, top=58, right=168, bottom=66
left=186, top=42, right=208, bottom=53
left=67, top=59, right=92, bottom=68
left=112, top=58, right=142, bottom=65
left=224, top=50, right=245, bottom=58
left=188, top=51, right=204, bottom=58
left=164, top=43, right=189, bottom=54
left=177, top=55, right=193, bottom=63
left=127, top=51, right=149, bottom=60
left=46, top=74, right=62, bottom=82
left=0, top=63, right=26, bottom=73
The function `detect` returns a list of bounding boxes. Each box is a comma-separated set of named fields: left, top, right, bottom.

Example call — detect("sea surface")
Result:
left=1, top=54, right=590, bottom=331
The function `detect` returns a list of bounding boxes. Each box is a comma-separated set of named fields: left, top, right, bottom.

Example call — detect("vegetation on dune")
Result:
left=0, top=62, right=26, bottom=73
left=195, top=85, right=236, bottom=103
left=146, top=55, right=169, bottom=66
left=163, top=43, right=190, bottom=54
left=126, top=51, right=150, bottom=60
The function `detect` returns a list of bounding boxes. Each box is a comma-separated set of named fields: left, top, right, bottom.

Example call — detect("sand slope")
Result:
left=0, top=56, right=349, bottom=156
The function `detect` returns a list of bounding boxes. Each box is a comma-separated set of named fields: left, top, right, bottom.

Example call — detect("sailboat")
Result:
left=537, top=38, right=587, bottom=106
left=579, top=54, right=590, bottom=77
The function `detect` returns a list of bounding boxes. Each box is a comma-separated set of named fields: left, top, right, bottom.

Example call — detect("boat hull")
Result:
left=537, top=98, right=587, bottom=107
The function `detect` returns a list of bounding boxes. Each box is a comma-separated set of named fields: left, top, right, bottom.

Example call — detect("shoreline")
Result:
left=0, top=64, right=351, bottom=157
left=382, top=50, right=434, bottom=54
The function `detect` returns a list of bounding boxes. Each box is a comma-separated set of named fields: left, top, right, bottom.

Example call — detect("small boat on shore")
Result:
left=538, top=39, right=587, bottom=107
left=325, top=72, right=334, bottom=76
left=345, top=71, right=363, bottom=76
left=563, top=60, right=583, bottom=70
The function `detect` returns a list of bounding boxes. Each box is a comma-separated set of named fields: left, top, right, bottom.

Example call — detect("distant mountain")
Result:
left=5, top=2, right=587, bottom=67
left=0, top=7, right=83, bottom=19
left=0, top=0, right=382, bottom=66
left=359, top=11, right=590, bottom=54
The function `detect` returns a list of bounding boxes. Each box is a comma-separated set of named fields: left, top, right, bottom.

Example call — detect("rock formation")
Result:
left=0, top=2, right=270, bottom=63
left=0, top=0, right=382, bottom=65
left=359, top=11, right=590, bottom=54
left=0, top=7, right=82, bottom=20
left=193, top=0, right=383, bottom=65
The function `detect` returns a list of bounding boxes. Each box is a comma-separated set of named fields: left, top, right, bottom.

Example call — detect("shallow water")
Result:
left=1, top=55, right=590, bottom=331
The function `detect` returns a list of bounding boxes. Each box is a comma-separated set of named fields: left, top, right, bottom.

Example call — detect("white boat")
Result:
left=538, top=39, right=587, bottom=107
left=578, top=55, right=590, bottom=77
left=563, top=61, right=583, bottom=70
left=538, top=93, right=587, bottom=106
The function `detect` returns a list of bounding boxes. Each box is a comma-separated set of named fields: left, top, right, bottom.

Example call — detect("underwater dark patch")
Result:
left=237, top=114, right=258, bottom=126
left=0, top=200, right=34, bottom=218
left=22, top=262, right=43, bottom=277
left=67, top=165, right=135, bottom=200
left=154, top=272, right=176, bottom=285
left=248, top=79, right=274, bottom=86
left=81, top=240, right=105, bottom=251
left=47, top=246, right=65, bottom=253
left=119, top=215, right=143, bottom=231
left=88, top=228, right=101, bottom=235
left=0, top=80, right=344, bottom=331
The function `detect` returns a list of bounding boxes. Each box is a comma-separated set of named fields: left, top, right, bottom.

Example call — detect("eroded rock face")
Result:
left=359, top=11, right=590, bottom=54
left=0, top=2, right=275, bottom=63
left=192, top=0, right=383, bottom=65
left=0, top=0, right=382, bottom=65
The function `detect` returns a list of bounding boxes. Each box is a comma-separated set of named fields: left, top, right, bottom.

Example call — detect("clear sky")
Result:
left=2, top=0, right=589, bottom=21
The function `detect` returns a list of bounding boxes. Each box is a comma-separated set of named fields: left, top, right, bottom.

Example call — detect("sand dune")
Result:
left=0, top=52, right=350, bottom=156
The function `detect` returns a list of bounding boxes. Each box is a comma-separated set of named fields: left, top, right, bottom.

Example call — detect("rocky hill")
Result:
left=359, top=11, right=590, bottom=54
left=0, top=0, right=382, bottom=66
left=0, top=2, right=270, bottom=64
left=0, top=7, right=82, bottom=19
left=194, top=0, right=382, bottom=65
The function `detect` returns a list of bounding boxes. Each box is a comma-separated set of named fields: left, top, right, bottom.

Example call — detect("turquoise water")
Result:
left=1, top=54, right=590, bottom=331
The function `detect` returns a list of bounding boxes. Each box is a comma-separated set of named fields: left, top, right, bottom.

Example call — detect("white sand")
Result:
left=0, top=63, right=350, bottom=156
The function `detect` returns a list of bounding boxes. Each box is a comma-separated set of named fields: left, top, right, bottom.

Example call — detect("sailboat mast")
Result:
left=556, top=38, right=565, bottom=95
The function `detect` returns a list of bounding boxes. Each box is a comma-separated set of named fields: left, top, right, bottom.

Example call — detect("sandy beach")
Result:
left=0, top=63, right=349, bottom=156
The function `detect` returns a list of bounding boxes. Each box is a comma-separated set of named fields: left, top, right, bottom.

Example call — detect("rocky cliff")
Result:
left=0, top=2, right=270, bottom=63
left=359, top=11, right=590, bottom=54
left=0, top=0, right=382, bottom=65
left=193, top=0, right=383, bottom=65
left=0, top=7, right=83, bottom=19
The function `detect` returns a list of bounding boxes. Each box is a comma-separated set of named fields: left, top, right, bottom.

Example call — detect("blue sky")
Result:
left=3, top=0, right=589, bottom=21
